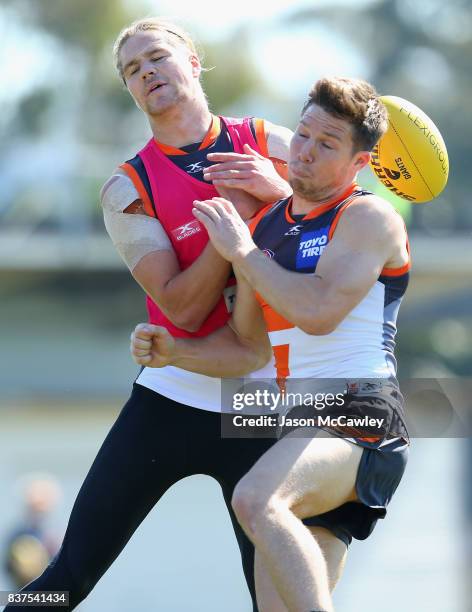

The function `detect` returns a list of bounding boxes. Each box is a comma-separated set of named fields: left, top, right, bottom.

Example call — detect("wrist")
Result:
left=275, top=179, right=292, bottom=199
left=169, top=338, right=186, bottom=366
left=232, top=244, right=260, bottom=270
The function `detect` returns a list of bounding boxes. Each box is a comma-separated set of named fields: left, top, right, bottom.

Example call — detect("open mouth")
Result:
left=147, top=83, right=166, bottom=96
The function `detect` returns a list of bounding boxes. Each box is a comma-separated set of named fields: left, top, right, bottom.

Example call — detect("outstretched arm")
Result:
left=131, top=270, right=272, bottom=377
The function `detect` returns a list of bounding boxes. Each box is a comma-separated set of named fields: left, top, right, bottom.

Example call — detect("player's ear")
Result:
left=189, top=53, right=201, bottom=78
left=353, top=151, right=371, bottom=171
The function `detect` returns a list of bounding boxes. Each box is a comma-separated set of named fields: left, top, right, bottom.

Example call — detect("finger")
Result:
left=192, top=200, right=221, bottom=222
left=204, top=170, right=254, bottom=181
left=149, top=325, right=171, bottom=338
left=132, top=348, right=152, bottom=358
left=211, top=178, right=251, bottom=189
left=193, top=198, right=219, bottom=206
left=194, top=198, right=228, bottom=215
left=132, top=324, right=157, bottom=340
left=132, top=336, right=152, bottom=350
left=211, top=197, right=234, bottom=206
left=192, top=206, right=215, bottom=232
left=205, top=161, right=254, bottom=174
left=130, top=340, right=151, bottom=357
left=206, top=152, right=252, bottom=162
left=243, top=143, right=265, bottom=159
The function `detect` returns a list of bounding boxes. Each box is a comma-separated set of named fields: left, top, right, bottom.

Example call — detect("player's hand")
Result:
left=204, top=144, right=292, bottom=202
left=192, top=197, right=256, bottom=263
left=131, top=324, right=177, bottom=368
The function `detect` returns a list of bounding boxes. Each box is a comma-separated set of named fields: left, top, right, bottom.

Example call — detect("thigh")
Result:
left=254, top=526, right=348, bottom=612
left=238, top=429, right=363, bottom=519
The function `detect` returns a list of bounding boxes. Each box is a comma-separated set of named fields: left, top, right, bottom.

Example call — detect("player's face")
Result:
left=288, top=104, right=370, bottom=201
left=120, top=31, right=201, bottom=117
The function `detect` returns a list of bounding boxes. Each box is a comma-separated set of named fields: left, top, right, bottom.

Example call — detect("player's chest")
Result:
left=254, top=218, right=332, bottom=273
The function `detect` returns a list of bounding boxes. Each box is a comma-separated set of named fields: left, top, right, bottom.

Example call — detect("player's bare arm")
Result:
left=203, top=122, right=293, bottom=201
left=193, top=194, right=409, bottom=334
left=131, top=270, right=271, bottom=377
left=101, top=170, right=231, bottom=332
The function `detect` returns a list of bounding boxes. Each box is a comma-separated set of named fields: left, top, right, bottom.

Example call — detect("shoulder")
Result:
left=250, top=118, right=292, bottom=161
left=100, top=168, right=140, bottom=213
left=264, top=120, right=293, bottom=161
left=335, top=193, right=406, bottom=245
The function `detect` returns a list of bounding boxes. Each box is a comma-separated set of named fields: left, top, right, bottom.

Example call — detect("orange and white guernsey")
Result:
left=247, top=184, right=411, bottom=395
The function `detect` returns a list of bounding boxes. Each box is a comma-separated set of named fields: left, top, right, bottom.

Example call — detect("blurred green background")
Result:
left=0, top=1, right=471, bottom=611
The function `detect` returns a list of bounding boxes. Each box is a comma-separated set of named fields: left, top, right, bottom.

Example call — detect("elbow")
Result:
left=234, top=344, right=272, bottom=377
left=253, top=345, right=273, bottom=372
left=297, top=314, right=337, bottom=336
left=152, top=300, right=206, bottom=333
left=248, top=344, right=273, bottom=374
left=168, top=312, right=205, bottom=333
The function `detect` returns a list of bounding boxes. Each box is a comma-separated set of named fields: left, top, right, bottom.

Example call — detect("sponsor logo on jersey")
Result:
left=285, top=224, right=304, bottom=236
left=186, top=161, right=205, bottom=174
left=172, top=220, right=202, bottom=241
left=296, top=227, right=329, bottom=269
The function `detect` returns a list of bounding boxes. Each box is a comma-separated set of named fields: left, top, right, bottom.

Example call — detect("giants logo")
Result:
left=172, top=220, right=202, bottom=241
left=370, top=146, right=416, bottom=201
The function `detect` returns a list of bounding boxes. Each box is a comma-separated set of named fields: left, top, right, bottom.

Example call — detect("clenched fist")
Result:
left=130, top=324, right=177, bottom=368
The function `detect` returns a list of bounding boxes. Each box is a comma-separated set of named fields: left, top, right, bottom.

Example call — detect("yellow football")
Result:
left=370, top=95, right=449, bottom=203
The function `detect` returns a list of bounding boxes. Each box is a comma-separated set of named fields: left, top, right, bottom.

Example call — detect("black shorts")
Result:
left=303, top=438, right=409, bottom=546
left=283, top=381, right=410, bottom=547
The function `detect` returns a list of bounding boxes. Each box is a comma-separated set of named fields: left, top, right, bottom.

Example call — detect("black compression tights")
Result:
left=5, top=384, right=274, bottom=611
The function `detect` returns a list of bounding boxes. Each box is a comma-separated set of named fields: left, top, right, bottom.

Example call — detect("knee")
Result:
left=231, top=477, right=282, bottom=539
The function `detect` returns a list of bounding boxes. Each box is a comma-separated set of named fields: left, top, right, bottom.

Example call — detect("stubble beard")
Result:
left=289, top=177, right=328, bottom=202
left=145, top=85, right=187, bottom=118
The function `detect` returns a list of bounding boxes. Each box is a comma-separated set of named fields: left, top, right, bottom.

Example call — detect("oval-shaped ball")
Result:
left=369, top=96, right=449, bottom=203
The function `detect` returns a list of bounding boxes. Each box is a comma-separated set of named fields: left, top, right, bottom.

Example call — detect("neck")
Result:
left=148, top=94, right=212, bottom=148
left=291, top=178, right=357, bottom=216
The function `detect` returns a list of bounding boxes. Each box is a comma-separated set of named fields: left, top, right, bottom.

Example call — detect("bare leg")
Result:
left=232, top=429, right=362, bottom=612
left=255, top=526, right=348, bottom=612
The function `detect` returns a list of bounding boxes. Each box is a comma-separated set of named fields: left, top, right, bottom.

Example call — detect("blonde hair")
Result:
left=113, top=18, right=199, bottom=81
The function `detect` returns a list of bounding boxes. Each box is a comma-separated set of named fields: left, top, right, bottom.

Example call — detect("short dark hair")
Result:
left=302, top=77, right=388, bottom=152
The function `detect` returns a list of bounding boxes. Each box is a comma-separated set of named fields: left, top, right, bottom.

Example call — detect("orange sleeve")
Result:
left=254, top=118, right=269, bottom=158
left=254, top=118, right=289, bottom=179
